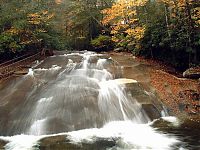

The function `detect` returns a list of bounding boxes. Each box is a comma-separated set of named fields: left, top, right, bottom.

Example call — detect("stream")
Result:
left=0, top=51, right=199, bottom=150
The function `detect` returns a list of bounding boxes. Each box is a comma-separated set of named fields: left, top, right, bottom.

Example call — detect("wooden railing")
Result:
left=0, top=52, right=41, bottom=80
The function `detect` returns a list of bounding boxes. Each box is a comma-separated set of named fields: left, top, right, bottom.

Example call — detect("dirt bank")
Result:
left=136, top=57, right=200, bottom=117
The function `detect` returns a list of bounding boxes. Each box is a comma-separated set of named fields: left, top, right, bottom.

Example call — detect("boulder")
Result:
left=183, top=67, right=200, bottom=79
left=114, top=47, right=124, bottom=52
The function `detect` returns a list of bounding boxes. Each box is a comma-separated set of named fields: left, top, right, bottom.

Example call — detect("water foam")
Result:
left=1, top=135, right=41, bottom=150
left=162, top=116, right=180, bottom=126
left=38, top=97, right=53, bottom=103
left=0, top=120, right=180, bottom=150
left=27, top=68, right=34, bottom=76
left=35, top=65, right=61, bottom=71
left=0, top=51, right=181, bottom=149
left=29, top=118, right=48, bottom=135
left=67, top=121, right=179, bottom=149
left=98, top=79, right=150, bottom=123
left=97, top=58, right=107, bottom=69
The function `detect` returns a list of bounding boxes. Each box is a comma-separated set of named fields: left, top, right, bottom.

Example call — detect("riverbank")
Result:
left=135, top=56, right=200, bottom=118
left=108, top=51, right=199, bottom=118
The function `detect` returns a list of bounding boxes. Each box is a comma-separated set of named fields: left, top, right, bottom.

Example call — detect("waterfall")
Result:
left=0, top=51, right=183, bottom=150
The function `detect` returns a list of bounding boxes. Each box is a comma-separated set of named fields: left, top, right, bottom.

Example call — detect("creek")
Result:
left=0, top=51, right=199, bottom=150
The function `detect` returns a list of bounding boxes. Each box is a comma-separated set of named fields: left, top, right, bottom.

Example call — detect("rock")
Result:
left=114, top=78, right=162, bottom=120
left=127, top=43, right=135, bottom=51
left=142, top=104, right=161, bottom=120
left=14, top=70, right=29, bottom=76
left=114, top=47, right=124, bottom=52
left=183, top=67, right=200, bottom=79
left=114, top=78, right=138, bottom=85
left=0, top=139, right=7, bottom=149
left=39, top=135, right=116, bottom=150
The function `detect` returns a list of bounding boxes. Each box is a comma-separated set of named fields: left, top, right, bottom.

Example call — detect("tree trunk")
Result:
left=185, top=0, right=196, bottom=64
left=164, top=4, right=171, bottom=38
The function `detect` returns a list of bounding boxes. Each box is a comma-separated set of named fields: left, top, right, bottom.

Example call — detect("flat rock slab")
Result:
left=114, top=78, right=138, bottom=84
left=14, top=70, right=28, bottom=75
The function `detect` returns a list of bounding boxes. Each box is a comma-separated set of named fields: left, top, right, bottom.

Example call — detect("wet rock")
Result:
left=39, top=135, right=76, bottom=150
left=35, top=56, right=71, bottom=69
left=0, top=139, right=7, bottom=149
left=39, top=135, right=116, bottom=150
left=142, top=104, right=161, bottom=120
left=125, top=82, right=147, bottom=97
left=88, top=56, right=99, bottom=64
left=115, top=79, right=162, bottom=120
left=106, top=66, right=123, bottom=78
left=183, top=67, right=200, bottom=79
left=151, top=118, right=176, bottom=129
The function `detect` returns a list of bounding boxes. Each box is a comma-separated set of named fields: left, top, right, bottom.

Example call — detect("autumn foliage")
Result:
left=101, top=0, right=147, bottom=50
left=100, top=0, right=200, bottom=69
left=0, top=0, right=199, bottom=69
left=0, top=0, right=65, bottom=60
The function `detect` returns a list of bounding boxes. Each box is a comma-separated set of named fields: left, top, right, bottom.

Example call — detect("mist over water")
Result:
left=0, top=51, right=198, bottom=150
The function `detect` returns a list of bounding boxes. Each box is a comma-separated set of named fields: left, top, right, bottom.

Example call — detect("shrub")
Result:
left=91, top=35, right=113, bottom=51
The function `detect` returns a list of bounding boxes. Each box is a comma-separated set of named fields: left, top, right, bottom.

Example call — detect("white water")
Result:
left=67, top=120, right=179, bottom=149
left=35, top=65, right=61, bottom=71
left=0, top=51, right=182, bottom=149
left=27, top=68, right=34, bottom=76
left=1, top=135, right=41, bottom=150
left=161, top=116, right=180, bottom=127
left=0, top=118, right=180, bottom=150
left=98, top=79, right=149, bottom=123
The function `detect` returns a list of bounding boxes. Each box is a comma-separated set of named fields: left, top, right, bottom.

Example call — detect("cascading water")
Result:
left=0, top=51, right=198, bottom=150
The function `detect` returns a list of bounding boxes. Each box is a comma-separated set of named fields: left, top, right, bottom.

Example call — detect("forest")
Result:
left=0, top=0, right=199, bottom=70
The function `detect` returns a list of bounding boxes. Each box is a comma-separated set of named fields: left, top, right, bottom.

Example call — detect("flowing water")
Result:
left=0, top=51, right=199, bottom=150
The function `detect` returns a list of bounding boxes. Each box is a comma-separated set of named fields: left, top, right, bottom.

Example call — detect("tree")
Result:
left=0, top=0, right=66, bottom=59
left=101, top=0, right=200, bottom=69
left=102, top=0, right=147, bottom=51
left=64, top=0, right=113, bottom=49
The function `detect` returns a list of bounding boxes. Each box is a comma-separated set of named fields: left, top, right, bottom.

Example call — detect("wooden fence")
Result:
left=0, top=52, right=41, bottom=80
